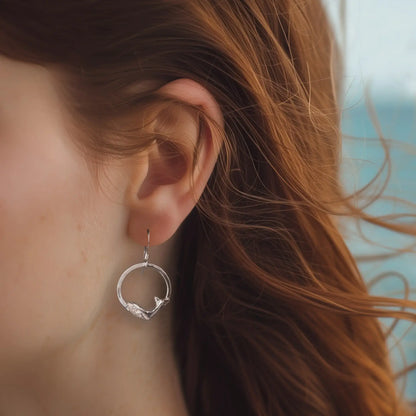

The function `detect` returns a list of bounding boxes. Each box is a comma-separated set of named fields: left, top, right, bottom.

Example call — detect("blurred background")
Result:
left=324, top=0, right=416, bottom=400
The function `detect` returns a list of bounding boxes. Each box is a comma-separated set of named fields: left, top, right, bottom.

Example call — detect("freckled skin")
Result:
left=0, top=54, right=132, bottom=369
left=81, top=249, right=88, bottom=263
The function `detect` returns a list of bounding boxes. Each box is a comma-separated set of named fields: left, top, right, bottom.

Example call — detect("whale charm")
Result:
left=125, top=296, right=168, bottom=320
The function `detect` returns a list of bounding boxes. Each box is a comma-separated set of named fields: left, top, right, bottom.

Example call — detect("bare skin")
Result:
left=0, top=54, right=223, bottom=415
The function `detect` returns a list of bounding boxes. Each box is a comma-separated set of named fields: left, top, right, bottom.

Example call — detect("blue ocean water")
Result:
left=340, top=97, right=416, bottom=399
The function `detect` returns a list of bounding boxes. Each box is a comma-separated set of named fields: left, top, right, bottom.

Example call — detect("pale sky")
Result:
left=323, top=0, right=416, bottom=101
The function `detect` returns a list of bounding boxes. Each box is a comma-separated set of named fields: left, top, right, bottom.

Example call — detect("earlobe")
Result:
left=125, top=78, right=224, bottom=246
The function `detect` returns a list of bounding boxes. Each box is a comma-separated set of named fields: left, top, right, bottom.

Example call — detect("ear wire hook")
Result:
left=143, top=228, right=150, bottom=264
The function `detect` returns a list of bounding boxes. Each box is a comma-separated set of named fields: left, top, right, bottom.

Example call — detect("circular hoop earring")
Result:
left=116, top=229, right=172, bottom=320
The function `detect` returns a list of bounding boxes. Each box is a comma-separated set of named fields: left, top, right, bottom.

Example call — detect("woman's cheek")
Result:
left=0, top=143, right=95, bottom=361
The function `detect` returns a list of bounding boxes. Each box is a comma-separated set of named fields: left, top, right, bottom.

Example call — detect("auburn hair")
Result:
left=1, top=0, right=415, bottom=414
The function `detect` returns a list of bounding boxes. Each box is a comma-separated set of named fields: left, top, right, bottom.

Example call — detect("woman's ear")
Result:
left=124, top=78, right=224, bottom=246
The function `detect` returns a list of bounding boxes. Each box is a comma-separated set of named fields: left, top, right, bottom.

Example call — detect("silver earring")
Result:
left=116, top=229, right=172, bottom=320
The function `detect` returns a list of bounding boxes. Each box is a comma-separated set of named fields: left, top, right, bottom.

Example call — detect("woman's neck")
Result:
left=0, top=298, right=189, bottom=415
left=0, top=235, right=189, bottom=416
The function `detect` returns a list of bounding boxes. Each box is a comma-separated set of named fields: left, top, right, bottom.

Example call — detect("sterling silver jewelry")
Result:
left=116, top=229, right=172, bottom=320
